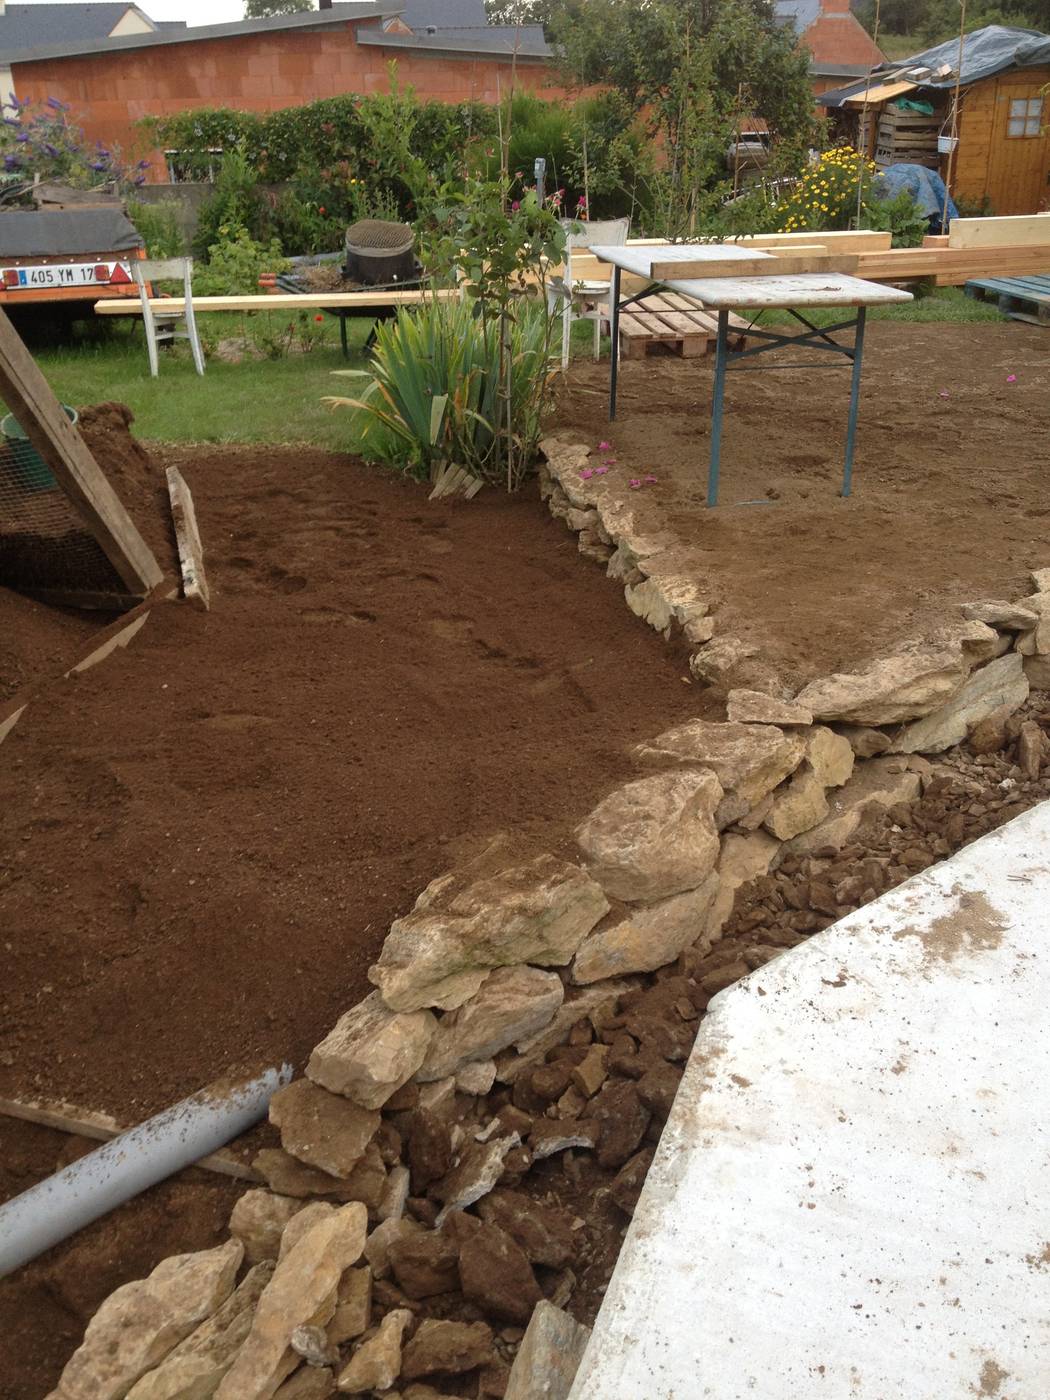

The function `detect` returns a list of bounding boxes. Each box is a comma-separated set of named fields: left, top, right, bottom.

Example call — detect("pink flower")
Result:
left=579, top=467, right=594, bottom=479
left=593, top=465, right=609, bottom=476
left=1006, top=374, right=1017, bottom=383
left=629, top=478, right=642, bottom=489
left=602, top=456, right=617, bottom=465
left=511, top=200, right=520, bottom=212
left=938, top=389, right=950, bottom=399
left=598, top=440, right=612, bottom=451
left=644, top=473, right=658, bottom=484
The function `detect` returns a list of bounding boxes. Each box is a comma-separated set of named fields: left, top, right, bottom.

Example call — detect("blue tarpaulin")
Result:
left=875, top=164, right=958, bottom=229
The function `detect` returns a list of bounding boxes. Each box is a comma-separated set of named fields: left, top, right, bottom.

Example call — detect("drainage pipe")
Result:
left=0, top=1062, right=293, bottom=1277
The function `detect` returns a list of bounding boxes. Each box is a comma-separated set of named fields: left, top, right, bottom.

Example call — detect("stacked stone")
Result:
left=51, top=477, right=1050, bottom=1399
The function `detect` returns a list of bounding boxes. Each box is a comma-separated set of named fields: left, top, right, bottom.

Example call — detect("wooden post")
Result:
left=0, top=307, right=163, bottom=596
left=166, top=466, right=210, bottom=610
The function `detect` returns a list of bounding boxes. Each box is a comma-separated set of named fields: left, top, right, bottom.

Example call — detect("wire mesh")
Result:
left=0, top=431, right=125, bottom=595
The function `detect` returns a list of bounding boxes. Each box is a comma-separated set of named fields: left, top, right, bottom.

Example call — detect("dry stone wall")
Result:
left=49, top=444, right=1050, bottom=1400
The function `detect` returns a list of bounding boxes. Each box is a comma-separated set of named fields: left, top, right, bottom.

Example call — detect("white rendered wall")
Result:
left=571, top=801, right=1050, bottom=1399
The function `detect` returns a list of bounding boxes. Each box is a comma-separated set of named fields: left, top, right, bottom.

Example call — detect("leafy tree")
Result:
left=244, top=0, right=313, bottom=18
left=853, top=0, right=1050, bottom=44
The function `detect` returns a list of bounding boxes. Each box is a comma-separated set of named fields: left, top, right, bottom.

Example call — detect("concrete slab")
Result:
left=570, top=801, right=1050, bottom=1399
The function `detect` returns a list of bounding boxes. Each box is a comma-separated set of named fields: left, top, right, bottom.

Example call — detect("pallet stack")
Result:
left=874, top=106, right=942, bottom=169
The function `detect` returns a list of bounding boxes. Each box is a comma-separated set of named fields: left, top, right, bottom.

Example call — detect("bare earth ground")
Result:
left=2, top=320, right=1049, bottom=1395
left=551, top=321, right=1050, bottom=690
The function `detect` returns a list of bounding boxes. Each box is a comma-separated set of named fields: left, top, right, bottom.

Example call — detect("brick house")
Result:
left=6, top=0, right=557, bottom=181
left=776, top=0, right=885, bottom=94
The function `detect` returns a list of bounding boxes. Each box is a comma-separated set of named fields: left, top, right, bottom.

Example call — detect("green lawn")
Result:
left=16, top=287, right=1004, bottom=448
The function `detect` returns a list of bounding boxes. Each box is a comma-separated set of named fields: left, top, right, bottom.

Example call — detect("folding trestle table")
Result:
left=589, top=243, right=912, bottom=506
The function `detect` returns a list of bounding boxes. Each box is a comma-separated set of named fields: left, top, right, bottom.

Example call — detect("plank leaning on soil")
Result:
left=166, top=466, right=210, bottom=611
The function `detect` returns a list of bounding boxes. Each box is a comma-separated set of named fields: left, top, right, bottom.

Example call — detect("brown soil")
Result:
left=0, top=587, right=101, bottom=703
left=0, top=442, right=700, bottom=1126
left=551, top=321, right=1050, bottom=690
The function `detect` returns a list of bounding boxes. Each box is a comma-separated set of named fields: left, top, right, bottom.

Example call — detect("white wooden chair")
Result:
left=547, top=217, right=630, bottom=369
left=131, top=257, right=205, bottom=377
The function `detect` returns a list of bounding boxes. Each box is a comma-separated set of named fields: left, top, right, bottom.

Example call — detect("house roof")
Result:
left=0, top=2, right=182, bottom=60
left=6, top=0, right=548, bottom=67
left=819, top=24, right=1050, bottom=105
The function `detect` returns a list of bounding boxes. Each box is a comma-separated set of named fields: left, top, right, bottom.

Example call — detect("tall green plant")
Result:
left=323, top=299, right=556, bottom=489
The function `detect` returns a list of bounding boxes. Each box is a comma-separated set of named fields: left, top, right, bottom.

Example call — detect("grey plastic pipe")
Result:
left=0, top=1062, right=293, bottom=1277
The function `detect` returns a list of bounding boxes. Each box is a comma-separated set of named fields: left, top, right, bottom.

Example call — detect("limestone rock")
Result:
left=726, top=690, right=813, bottom=726
left=125, top=1261, right=273, bottom=1400
left=890, top=653, right=1029, bottom=755
left=55, top=1241, right=243, bottom=1400
left=571, top=874, right=719, bottom=983
left=378, top=1163, right=411, bottom=1222
left=336, top=1309, right=412, bottom=1394
left=456, top=1059, right=497, bottom=1096
left=365, top=1217, right=421, bottom=1280
left=270, top=1078, right=381, bottom=1178
left=229, top=1191, right=305, bottom=1264
left=216, top=1204, right=367, bottom=1400
left=571, top=1043, right=609, bottom=1099
left=273, top=1368, right=336, bottom=1400
left=794, top=639, right=984, bottom=725
left=432, top=1135, right=523, bottom=1223
left=401, top=1319, right=495, bottom=1381
left=307, top=992, right=437, bottom=1110
left=477, top=1190, right=575, bottom=1268
left=1024, top=654, right=1050, bottom=690
left=962, top=599, right=1039, bottom=630
left=576, top=769, right=722, bottom=903
left=388, top=1228, right=459, bottom=1298
left=370, top=841, right=609, bottom=1013
left=1018, top=720, right=1046, bottom=779
left=527, top=1119, right=599, bottom=1159
left=417, top=966, right=564, bottom=1082
left=253, top=1144, right=386, bottom=1211
left=459, top=1223, right=542, bottom=1324
left=1031, top=567, right=1050, bottom=592
left=786, top=758, right=923, bottom=855
left=836, top=724, right=891, bottom=758
left=498, top=981, right=638, bottom=1082
left=328, top=1266, right=372, bottom=1345
left=503, top=1301, right=591, bottom=1400
left=636, top=719, right=804, bottom=804
left=688, top=636, right=758, bottom=686
left=279, top=1203, right=339, bottom=1261
left=763, top=766, right=828, bottom=841
left=704, top=830, right=780, bottom=941
left=805, top=726, right=854, bottom=788
left=1022, top=591, right=1050, bottom=652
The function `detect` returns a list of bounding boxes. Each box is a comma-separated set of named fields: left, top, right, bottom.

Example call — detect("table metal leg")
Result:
left=707, top=309, right=729, bottom=508
left=340, top=314, right=349, bottom=359
left=608, top=264, right=622, bottom=421
left=841, top=305, right=867, bottom=498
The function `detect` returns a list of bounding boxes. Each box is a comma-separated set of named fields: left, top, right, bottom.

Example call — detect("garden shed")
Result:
left=818, top=25, right=1050, bottom=216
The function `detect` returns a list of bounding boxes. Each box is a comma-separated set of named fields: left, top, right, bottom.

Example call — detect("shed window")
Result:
left=1007, top=97, right=1042, bottom=138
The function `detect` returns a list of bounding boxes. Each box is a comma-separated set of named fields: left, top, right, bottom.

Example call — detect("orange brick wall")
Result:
left=11, top=23, right=567, bottom=180
left=802, top=6, right=884, bottom=69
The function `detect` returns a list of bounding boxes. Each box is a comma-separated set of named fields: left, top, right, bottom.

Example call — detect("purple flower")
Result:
left=4, top=154, right=21, bottom=169
left=579, top=467, right=594, bottom=479
left=45, top=96, right=66, bottom=110
left=593, top=465, right=608, bottom=476
left=42, top=142, right=58, bottom=157
left=15, top=132, right=28, bottom=143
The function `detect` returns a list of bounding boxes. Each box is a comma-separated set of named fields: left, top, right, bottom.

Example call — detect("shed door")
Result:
left=987, top=77, right=1050, bottom=216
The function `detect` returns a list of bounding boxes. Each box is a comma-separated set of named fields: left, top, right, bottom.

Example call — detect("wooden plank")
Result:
left=640, top=294, right=708, bottom=335
left=0, top=308, right=163, bottom=596
left=96, top=288, right=462, bottom=316
left=166, top=466, right=210, bottom=611
left=948, top=215, right=1050, bottom=249
left=0, top=1096, right=261, bottom=1182
left=650, top=253, right=859, bottom=281
left=723, top=230, right=892, bottom=253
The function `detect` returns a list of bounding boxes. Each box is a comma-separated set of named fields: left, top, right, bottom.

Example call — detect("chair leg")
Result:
left=140, top=295, right=160, bottom=379
left=183, top=271, right=205, bottom=376
left=562, top=303, right=571, bottom=371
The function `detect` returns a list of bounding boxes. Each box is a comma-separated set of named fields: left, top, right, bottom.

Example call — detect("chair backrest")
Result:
left=563, top=218, right=630, bottom=251
left=132, top=256, right=193, bottom=289
left=562, top=217, right=630, bottom=285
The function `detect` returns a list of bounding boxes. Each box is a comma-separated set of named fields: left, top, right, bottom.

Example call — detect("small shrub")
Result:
left=192, top=148, right=269, bottom=260
left=127, top=199, right=184, bottom=257
left=865, top=188, right=929, bottom=247
left=192, top=222, right=288, bottom=296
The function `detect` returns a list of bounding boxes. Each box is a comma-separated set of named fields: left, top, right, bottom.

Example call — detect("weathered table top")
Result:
left=590, top=243, right=914, bottom=309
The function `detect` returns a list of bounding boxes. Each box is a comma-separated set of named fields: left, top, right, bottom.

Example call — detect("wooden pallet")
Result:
left=965, top=274, right=1050, bottom=324
left=618, top=293, right=750, bottom=360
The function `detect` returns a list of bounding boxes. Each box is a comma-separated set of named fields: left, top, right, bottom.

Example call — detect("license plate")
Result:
left=1, top=261, right=131, bottom=289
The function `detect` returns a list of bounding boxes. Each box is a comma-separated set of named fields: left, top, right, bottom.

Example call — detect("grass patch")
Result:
left=30, top=315, right=375, bottom=449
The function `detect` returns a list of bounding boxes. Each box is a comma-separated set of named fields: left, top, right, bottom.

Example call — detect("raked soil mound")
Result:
left=551, top=320, right=1050, bottom=690
left=0, top=444, right=703, bottom=1125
